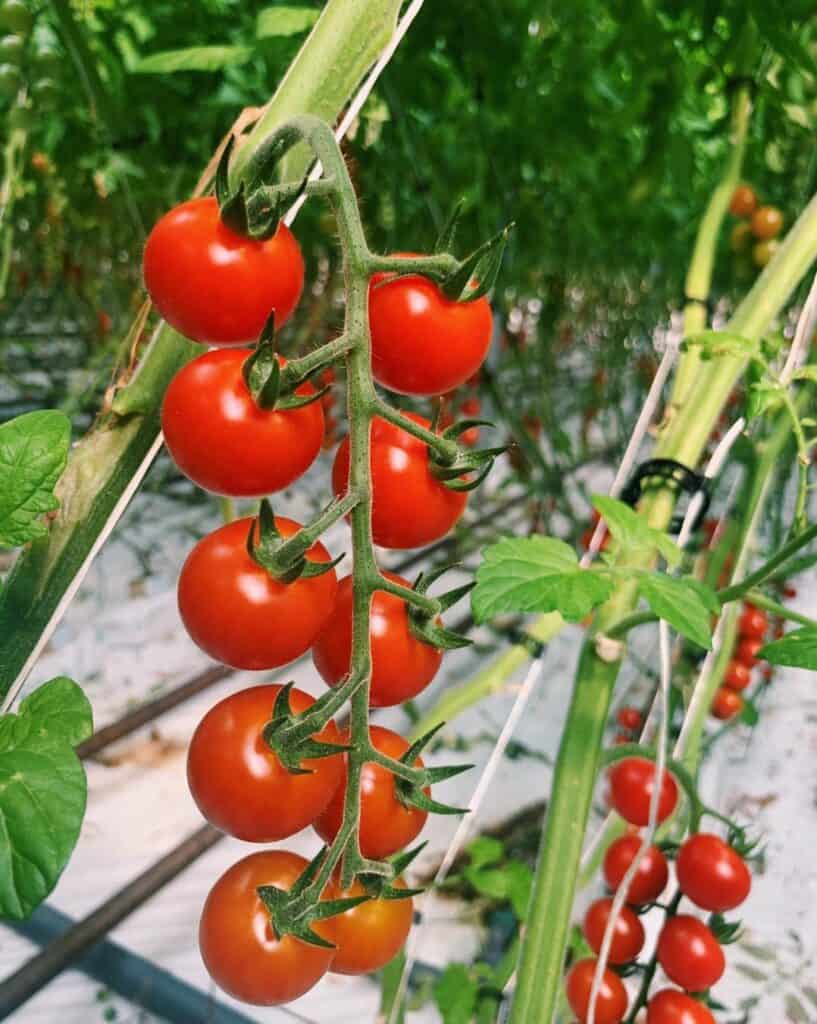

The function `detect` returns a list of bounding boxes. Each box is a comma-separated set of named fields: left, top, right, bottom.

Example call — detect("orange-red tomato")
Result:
left=187, top=684, right=344, bottom=841
left=647, top=989, right=716, bottom=1024
left=314, top=725, right=428, bottom=858
left=199, top=850, right=336, bottom=1005
left=369, top=254, right=492, bottom=396
left=162, top=349, right=324, bottom=497
left=723, top=659, right=751, bottom=692
left=603, top=836, right=668, bottom=904
left=178, top=516, right=337, bottom=670
left=711, top=686, right=744, bottom=720
left=312, top=572, right=442, bottom=707
left=609, top=758, right=678, bottom=826
left=329, top=876, right=414, bottom=974
left=657, top=915, right=725, bottom=992
left=729, top=184, right=758, bottom=218
left=144, top=196, right=304, bottom=345
left=332, top=413, right=467, bottom=548
left=565, top=958, right=628, bottom=1023
left=676, top=833, right=752, bottom=913
left=750, top=205, right=784, bottom=241
left=583, top=898, right=645, bottom=964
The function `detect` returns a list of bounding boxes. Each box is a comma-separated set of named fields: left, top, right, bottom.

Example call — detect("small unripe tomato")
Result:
left=752, top=239, right=779, bottom=267
left=0, top=1, right=33, bottom=36
left=711, top=686, right=743, bottom=720
left=751, top=205, right=784, bottom=240
left=0, top=61, right=21, bottom=97
left=0, top=32, right=23, bottom=63
left=729, top=221, right=753, bottom=253
left=729, top=184, right=758, bottom=218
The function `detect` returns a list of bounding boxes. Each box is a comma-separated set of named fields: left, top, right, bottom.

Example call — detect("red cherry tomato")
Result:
left=723, top=659, right=751, bottom=692
left=657, top=915, right=725, bottom=992
left=738, top=604, right=768, bottom=640
left=603, top=836, right=669, bottom=904
left=312, top=572, right=442, bottom=707
left=332, top=413, right=467, bottom=548
left=609, top=758, right=678, bottom=826
left=368, top=254, right=492, bottom=396
left=329, top=876, right=414, bottom=974
left=314, top=725, right=428, bottom=859
left=735, top=637, right=762, bottom=668
left=162, top=349, right=324, bottom=497
left=583, top=898, right=645, bottom=964
left=616, top=707, right=643, bottom=732
left=199, top=850, right=335, bottom=1005
left=676, top=833, right=751, bottom=912
left=729, top=184, right=758, bottom=218
left=711, top=687, right=744, bottom=720
left=647, top=989, right=715, bottom=1024
left=750, top=205, right=784, bottom=240
left=143, top=196, right=304, bottom=345
left=178, top=516, right=337, bottom=670
left=581, top=509, right=610, bottom=552
left=564, top=958, right=628, bottom=1024
left=187, top=684, right=343, bottom=842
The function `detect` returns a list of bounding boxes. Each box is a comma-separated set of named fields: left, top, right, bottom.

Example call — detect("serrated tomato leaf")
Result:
left=592, top=495, right=681, bottom=567
left=0, top=410, right=71, bottom=548
left=0, top=677, right=92, bottom=920
left=758, top=627, right=817, bottom=670
left=433, top=964, right=478, bottom=1024
left=637, top=573, right=719, bottom=648
left=472, top=536, right=615, bottom=623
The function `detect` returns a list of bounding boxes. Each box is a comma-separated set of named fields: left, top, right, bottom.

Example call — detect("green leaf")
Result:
left=758, top=627, right=817, bottom=669
left=740, top=697, right=760, bottom=727
left=256, top=6, right=319, bottom=38
left=463, top=865, right=509, bottom=900
left=746, top=380, right=785, bottom=420
left=0, top=410, right=71, bottom=549
left=133, top=45, right=254, bottom=74
left=505, top=860, right=533, bottom=919
left=433, top=964, right=478, bottom=1024
left=472, top=536, right=615, bottom=623
left=466, top=835, right=504, bottom=869
left=0, top=677, right=92, bottom=920
left=682, top=330, right=761, bottom=361
left=793, top=364, right=817, bottom=384
left=592, top=495, right=681, bottom=567
left=637, top=574, right=718, bottom=648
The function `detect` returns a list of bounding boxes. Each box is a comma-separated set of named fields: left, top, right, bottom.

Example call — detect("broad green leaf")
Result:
left=592, top=495, right=681, bottom=567
left=747, top=380, right=785, bottom=420
left=740, top=697, right=760, bottom=727
left=682, top=330, right=761, bottom=361
left=133, top=45, right=254, bottom=74
left=472, top=536, right=615, bottom=623
left=462, top=866, right=510, bottom=900
left=0, top=410, right=70, bottom=548
left=505, top=860, right=533, bottom=919
left=758, top=627, right=817, bottom=669
left=433, top=964, right=478, bottom=1024
left=0, top=677, right=92, bottom=920
left=256, top=6, right=320, bottom=38
left=466, top=836, right=504, bottom=869
left=637, top=574, right=718, bottom=648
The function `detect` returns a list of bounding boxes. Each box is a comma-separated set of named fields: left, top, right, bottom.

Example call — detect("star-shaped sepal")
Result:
left=262, top=683, right=351, bottom=776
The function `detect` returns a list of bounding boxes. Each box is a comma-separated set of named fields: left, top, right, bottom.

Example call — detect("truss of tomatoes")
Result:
left=143, top=197, right=496, bottom=1005
left=564, top=756, right=754, bottom=1023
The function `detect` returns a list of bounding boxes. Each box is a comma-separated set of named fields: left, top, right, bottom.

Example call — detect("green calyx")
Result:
left=407, top=564, right=475, bottom=650
left=354, top=843, right=427, bottom=901
left=394, top=721, right=472, bottom=816
left=242, top=314, right=332, bottom=411
left=429, top=418, right=507, bottom=492
left=439, top=221, right=514, bottom=303
left=257, top=848, right=366, bottom=949
left=246, top=500, right=344, bottom=584
left=262, top=683, right=350, bottom=776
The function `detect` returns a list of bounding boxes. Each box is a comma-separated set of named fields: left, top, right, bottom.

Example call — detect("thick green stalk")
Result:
left=510, top=194, right=817, bottom=1024
left=0, top=0, right=407, bottom=696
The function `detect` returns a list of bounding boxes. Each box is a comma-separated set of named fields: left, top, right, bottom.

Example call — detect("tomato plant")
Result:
left=143, top=196, right=304, bottom=345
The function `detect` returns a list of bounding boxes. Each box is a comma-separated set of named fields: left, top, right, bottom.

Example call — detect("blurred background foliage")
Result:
left=2, top=0, right=816, bottom=502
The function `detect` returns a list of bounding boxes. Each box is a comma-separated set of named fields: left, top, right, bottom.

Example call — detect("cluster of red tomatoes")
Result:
left=728, top=184, right=784, bottom=269
left=710, top=602, right=770, bottom=721
left=566, top=757, right=752, bottom=1023
left=142, top=193, right=495, bottom=1005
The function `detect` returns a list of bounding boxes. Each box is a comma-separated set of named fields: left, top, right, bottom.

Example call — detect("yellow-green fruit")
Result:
left=730, top=222, right=752, bottom=253
left=752, top=239, right=779, bottom=267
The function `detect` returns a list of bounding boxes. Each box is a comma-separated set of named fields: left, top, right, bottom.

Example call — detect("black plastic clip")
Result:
left=620, top=458, right=711, bottom=535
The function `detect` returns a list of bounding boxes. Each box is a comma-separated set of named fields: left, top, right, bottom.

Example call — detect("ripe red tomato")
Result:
left=603, top=836, right=668, bottom=904
left=178, top=516, right=337, bottom=670
left=368, top=254, right=492, bottom=396
left=657, top=915, right=725, bottom=992
left=564, top=958, right=628, bottom=1024
left=143, top=196, right=304, bottom=346
left=332, top=413, right=467, bottom=548
left=329, top=876, right=414, bottom=974
left=723, top=659, right=751, bottom=692
left=738, top=604, right=768, bottom=639
left=750, top=205, right=784, bottom=241
left=711, top=687, right=743, bottom=720
left=187, top=684, right=343, bottom=842
left=676, top=833, right=751, bottom=912
left=609, top=758, right=678, bottom=826
left=314, top=725, right=428, bottom=858
left=162, top=349, right=324, bottom=497
left=199, top=850, right=335, bottom=1005
left=735, top=637, right=762, bottom=668
left=583, top=898, right=645, bottom=964
left=729, top=184, right=758, bottom=218
left=616, top=707, right=643, bottom=732
left=646, top=990, right=715, bottom=1024
left=312, top=572, right=442, bottom=707
left=581, top=510, right=610, bottom=552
